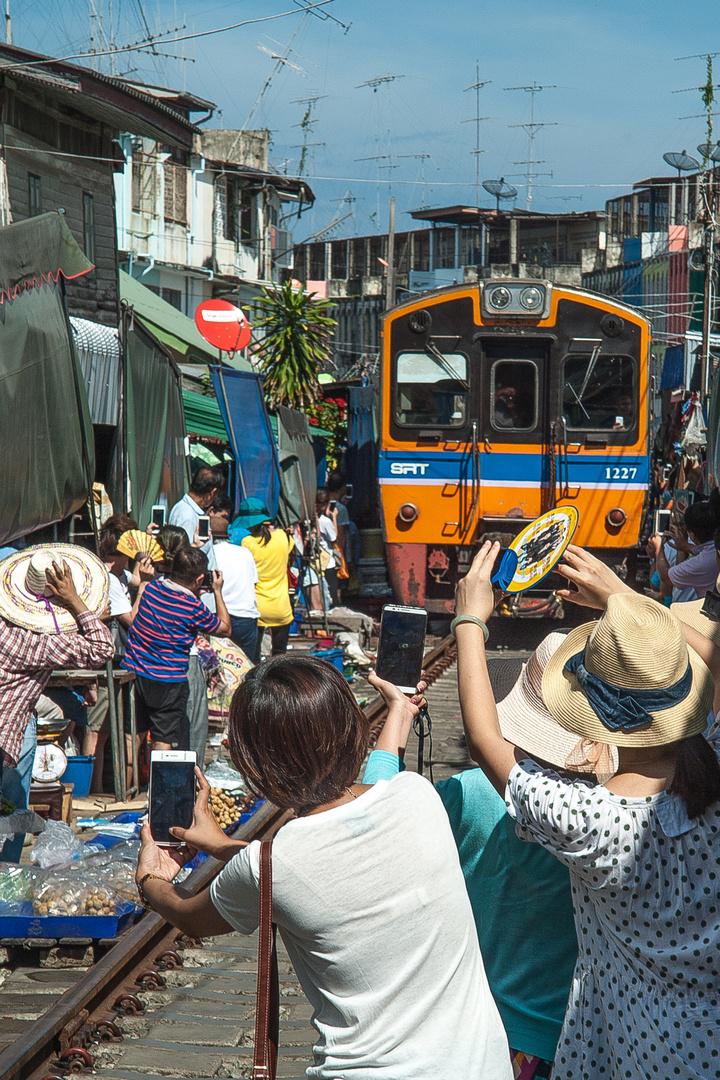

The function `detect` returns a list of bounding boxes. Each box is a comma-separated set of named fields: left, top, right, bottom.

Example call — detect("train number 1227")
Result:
left=604, top=466, right=638, bottom=480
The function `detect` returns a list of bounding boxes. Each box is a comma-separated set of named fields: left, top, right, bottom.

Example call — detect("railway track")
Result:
left=0, top=634, right=466, bottom=1080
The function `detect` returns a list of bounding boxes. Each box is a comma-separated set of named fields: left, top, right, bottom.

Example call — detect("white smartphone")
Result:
left=197, top=515, right=210, bottom=541
left=375, top=604, right=428, bottom=694
left=654, top=509, right=672, bottom=535
left=148, top=750, right=197, bottom=847
left=151, top=504, right=166, bottom=529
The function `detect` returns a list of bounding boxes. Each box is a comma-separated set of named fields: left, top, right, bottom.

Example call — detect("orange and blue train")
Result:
left=378, top=279, right=652, bottom=615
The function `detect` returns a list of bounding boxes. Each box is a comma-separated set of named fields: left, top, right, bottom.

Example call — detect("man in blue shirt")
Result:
left=168, top=466, right=224, bottom=572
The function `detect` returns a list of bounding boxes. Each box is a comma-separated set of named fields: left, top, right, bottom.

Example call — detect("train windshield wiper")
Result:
left=424, top=341, right=469, bottom=390
left=575, top=344, right=602, bottom=405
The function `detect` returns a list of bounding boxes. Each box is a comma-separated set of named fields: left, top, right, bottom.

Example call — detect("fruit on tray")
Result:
left=209, top=787, right=242, bottom=829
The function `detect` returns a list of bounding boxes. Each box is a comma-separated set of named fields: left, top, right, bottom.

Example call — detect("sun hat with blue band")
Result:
left=541, top=593, right=713, bottom=747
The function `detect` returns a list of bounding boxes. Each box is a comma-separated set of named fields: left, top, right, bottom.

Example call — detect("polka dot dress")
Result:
left=505, top=736, right=720, bottom=1080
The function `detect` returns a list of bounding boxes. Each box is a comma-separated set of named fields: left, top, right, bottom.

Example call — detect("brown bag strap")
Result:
left=252, top=839, right=279, bottom=1080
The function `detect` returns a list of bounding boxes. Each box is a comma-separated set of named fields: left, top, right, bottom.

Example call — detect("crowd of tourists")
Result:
left=1, top=473, right=720, bottom=1078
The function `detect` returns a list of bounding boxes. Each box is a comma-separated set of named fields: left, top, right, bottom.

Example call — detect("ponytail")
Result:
left=669, top=734, right=720, bottom=819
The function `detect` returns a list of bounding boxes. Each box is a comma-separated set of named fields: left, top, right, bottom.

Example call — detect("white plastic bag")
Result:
left=30, top=819, right=83, bottom=868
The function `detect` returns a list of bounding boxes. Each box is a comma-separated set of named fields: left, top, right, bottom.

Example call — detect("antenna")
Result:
left=697, top=141, right=720, bottom=162
left=293, top=93, right=326, bottom=177
left=548, top=195, right=582, bottom=211
left=356, top=74, right=406, bottom=91
left=463, top=62, right=490, bottom=206
left=505, top=82, right=557, bottom=209
left=243, top=20, right=308, bottom=130
left=292, top=0, right=352, bottom=34
left=663, top=150, right=701, bottom=176
left=399, top=153, right=431, bottom=208
left=355, top=76, right=405, bottom=226
left=482, top=178, right=517, bottom=212
left=675, top=54, right=719, bottom=152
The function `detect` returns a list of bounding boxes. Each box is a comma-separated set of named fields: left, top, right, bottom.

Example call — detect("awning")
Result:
left=119, top=270, right=251, bottom=370
left=183, top=389, right=228, bottom=441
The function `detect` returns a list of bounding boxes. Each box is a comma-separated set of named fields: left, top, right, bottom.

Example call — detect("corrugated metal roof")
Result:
left=70, top=317, right=120, bottom=427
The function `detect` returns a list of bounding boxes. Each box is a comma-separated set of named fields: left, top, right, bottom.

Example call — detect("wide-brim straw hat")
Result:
left=497, top=632, right=618, bottom=775
left=671, top=571, right=720, bottom=647
left=235, top=497, right=272, bottom=528
left=542, top=593, right=713, bottom=747
left=0, top=544, right=110, bottom=634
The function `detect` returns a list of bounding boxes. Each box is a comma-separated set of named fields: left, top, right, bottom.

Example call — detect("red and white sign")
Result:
left=194, top=299, right=251, bottom=354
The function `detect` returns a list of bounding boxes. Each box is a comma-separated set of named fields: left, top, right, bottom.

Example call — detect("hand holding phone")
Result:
left=375, top=605, right=428, bottom=694
left=149, top=751, right=197, bottom=846
left=197, top=515, right=211, bottom=542
left=151, top=504, right=166, bottom=529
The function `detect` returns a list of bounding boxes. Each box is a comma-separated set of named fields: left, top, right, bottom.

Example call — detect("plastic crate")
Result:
left=0, top=901, right=136, bottom=940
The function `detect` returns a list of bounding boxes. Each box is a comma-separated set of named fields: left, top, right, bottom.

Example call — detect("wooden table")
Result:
left=46, top=664, right=137, bottom=802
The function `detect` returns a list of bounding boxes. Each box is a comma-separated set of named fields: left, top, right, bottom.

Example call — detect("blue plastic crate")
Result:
left=0, top=901, right=137, bottom=940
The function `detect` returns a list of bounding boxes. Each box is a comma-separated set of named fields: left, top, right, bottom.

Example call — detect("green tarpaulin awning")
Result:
left=183, top=389, right=228, bottom=441
left=119, top=270, right=251, bottom=371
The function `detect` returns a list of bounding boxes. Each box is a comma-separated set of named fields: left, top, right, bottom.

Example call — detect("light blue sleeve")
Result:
left=362, top=749, right=405, bottom=784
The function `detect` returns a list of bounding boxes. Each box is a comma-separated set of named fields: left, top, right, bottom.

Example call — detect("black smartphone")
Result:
left=151, top=504, right=166, bottom=529
left=329, top=500, right=337, bottom=512
left=375, top=604, right=428, bottom=693
left=197, top=515, right=210, bottom=541
left=148, top=751, right=196, bottom=846
left=201, top=571, right=214, bottom=590
left=345, top=484, right=353, bottom=499
left=654, top=509, right=672, bottom=534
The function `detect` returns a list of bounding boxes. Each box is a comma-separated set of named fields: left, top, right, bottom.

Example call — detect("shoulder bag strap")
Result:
left=252, top=839, right=279, bottom=1080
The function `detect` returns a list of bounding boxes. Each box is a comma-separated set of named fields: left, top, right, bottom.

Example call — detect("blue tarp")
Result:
left=661, top=345, right=685, bottom=390
left=209, top=367, right=280, bottom=518
left=345, top=386, right=378, bottom=520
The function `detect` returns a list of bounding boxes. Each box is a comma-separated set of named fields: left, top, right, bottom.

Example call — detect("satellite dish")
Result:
left=697, top=141, right=720, bottom=163
left=482, top=177, right=518, bottom=212
left=663, top=150, right=700, bottom=177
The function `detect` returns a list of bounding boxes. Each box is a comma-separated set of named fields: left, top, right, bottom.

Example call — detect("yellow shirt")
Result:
left=241, top=530, right=294, bottom=627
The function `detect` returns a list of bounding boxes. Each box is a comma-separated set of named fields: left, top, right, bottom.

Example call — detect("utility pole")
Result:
left=463, top=63, right=490, bottom=206
left=5, top=0, right=11, bottom=45
left=505, top=82, right=557, bottom=209
left=386, top=196, right=396, bottom=310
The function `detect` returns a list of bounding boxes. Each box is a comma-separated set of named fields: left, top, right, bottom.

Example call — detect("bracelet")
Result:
left=137, top=872, right=167, bottom=912
left=450, top=615, right=489, bottom=642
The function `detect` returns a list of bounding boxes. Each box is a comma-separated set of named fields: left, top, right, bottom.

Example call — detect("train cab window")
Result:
left=395, top=351, right=468, bottom=428
left=490, top=360, right=538, bottom=431
left=563, top=354, right=635, bottom=430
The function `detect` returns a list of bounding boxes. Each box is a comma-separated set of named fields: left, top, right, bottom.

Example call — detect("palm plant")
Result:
left=252, top=281, right=336, bottom=410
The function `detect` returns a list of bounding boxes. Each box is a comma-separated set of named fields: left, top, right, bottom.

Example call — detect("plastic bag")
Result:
left=29, top=819, right=84, bottom=868
left=30, top=870, right=120, bottom=917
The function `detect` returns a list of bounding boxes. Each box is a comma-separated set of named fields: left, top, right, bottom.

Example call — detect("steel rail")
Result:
left=0, top=634, right=458, bottom=1080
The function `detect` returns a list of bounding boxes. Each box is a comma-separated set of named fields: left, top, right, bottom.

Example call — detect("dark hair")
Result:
left=171, top=545, right=208, bottom=586
left=684, top=501, right=717, bottom=544
left=249, top=521, right=272, bottom=545
left=101, top=513, right=139, bottom=535
left=669, top=733, right=720, bottom=819
left=189, top=466, right=223, bottom=498
left=99, top=528, right=122, bottom=562
left=212, top=493, right=233, bottom=517
left=326, top=470, right=346, bottom=493
left=157, top=525, right=188, bottom=566
left=315, top=486, right=330, bottom=508
left=227, top=655, right=369, bottom=813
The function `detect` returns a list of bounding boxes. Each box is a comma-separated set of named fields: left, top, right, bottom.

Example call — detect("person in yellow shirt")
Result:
left=238, top=499, right=295, bottom=663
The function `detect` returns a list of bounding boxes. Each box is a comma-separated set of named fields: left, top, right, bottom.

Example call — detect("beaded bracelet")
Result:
left=450, top=615, right=489, bottom=642
left=137, top=872, right=166, bottom=911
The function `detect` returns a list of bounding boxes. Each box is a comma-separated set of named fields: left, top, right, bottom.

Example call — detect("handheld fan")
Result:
left=491, top=506, right=579, bottom=593
left=116, top=530, right=165, bottom=563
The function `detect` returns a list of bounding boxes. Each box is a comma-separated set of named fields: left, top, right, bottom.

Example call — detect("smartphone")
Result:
left=654, top=509, right=672, bottom=534
left=329, top=500, right=337, bottom=512
left=201, top=570, right=214, bottom=590
left=375, top=604, right=428, bottom=694
left=148, top=750, right=197, bottom=846
left=345, top=484, right=353, bottom=499
left=197, top=515, right=210, bottom=541
left=151, top=504, right=166, bottom=529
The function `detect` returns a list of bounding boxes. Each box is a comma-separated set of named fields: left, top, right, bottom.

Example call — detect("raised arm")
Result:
left=367, top=671, right=426, bottom=760
left=454, top=542, right=520, bottom=794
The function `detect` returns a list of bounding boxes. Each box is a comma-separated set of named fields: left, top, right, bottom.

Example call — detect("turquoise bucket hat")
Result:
left=235, top=497, right=272, bottom=527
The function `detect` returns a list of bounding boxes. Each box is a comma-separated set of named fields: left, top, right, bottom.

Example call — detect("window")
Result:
left=395, top=351, right=468, bottom=428
left=164, top=161, right=187, bottom=224
left=563, top=354, right=635, bottom=431
left=331, top=242, right=348, bottom=280
left=28, top=174, right=42, bottom=217
left=490, top=360, right=538, bottom=431
left=132, top=153, right=157, bottom=214
left=82, top=193, right=95, bottom=263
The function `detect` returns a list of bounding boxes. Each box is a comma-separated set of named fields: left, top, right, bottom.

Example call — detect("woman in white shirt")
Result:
left=134, top=654, right=512, bottom=1079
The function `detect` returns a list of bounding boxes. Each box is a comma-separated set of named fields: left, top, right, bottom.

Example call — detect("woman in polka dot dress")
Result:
left=453, top=543, right=720, bottom=1080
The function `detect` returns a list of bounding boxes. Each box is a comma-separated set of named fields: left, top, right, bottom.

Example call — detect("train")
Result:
left=378, top=278, right=653, bottom=615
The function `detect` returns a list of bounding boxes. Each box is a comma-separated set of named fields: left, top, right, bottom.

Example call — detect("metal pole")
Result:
left=701, top=174, right=715, bottom=398
left=386, top=196, right=396, bottom=310
left=5, top=0, right=11, bottom=44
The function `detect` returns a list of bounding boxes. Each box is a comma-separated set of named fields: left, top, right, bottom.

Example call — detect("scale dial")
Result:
left=32, top=742, right=68, bottom=783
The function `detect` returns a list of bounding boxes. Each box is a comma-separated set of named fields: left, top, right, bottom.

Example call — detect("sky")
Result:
left=10, top=0, right=720, bottom=241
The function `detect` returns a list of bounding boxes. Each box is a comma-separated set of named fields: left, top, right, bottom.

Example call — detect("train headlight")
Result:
left=606, top=507, right=627, bottom=527
left=398, top=502, right=419, bottom=523
left=487, top=286, right=512, bottom=310
left=520, top=286, right=543, bottom=311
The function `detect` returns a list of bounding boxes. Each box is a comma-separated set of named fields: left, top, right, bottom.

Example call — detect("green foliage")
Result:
left=252, top=281, right=337, bottom=410
left=307, top=397, right=347, bottom=470
left=702, top=55, right=715, bottom=146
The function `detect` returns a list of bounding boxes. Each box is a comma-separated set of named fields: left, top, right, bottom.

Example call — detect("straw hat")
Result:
left=235, top=497, right=272, bottom=528
left=497, top=632, right=618, bottom=778
left=0, top=544, right=110, bottom=634
left=542, top=593, right=713, bottom=747
left=671, top=571, right=720, bottom=648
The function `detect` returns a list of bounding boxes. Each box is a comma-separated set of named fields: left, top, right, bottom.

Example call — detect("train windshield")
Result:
left=490, top=360, right=538, bottom=431
left=563, top=353, right=635, bottom=431
left=395, top=351, right=468, bottom=428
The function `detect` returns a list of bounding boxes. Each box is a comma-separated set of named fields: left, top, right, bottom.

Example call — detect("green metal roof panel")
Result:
left=182, top=389, right=228, bottom=441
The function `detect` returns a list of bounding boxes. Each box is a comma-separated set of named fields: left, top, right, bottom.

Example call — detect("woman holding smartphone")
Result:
left=135, top=655, right=512, bottom=1079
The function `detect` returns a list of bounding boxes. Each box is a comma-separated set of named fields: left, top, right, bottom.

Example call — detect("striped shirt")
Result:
left=123, top=579, right=220, bottom=682
left=0, top=611, right=114, bottom=768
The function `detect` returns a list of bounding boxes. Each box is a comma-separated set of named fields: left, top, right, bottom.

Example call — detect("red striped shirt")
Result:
left=123, top=579, right=220, bottom=682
